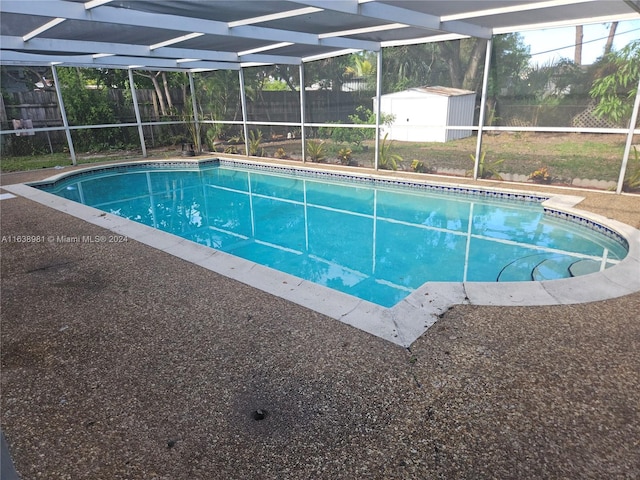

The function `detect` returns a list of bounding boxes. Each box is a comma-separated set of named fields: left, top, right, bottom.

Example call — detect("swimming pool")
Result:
left=35, top=159, right=627, bottom=308
left=11, top=157, right=637, bottom=346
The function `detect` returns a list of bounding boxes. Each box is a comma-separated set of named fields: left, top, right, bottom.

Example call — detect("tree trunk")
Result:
left=151, top=91, right=159, bottom=120
left=150, top=75, right=167, bottom=116
left=136, top=71, right=167, bottom=116
left=604, top=22, right=618, bottom=56
left=162, top=72, right=173, bottom=112
left=439, top=42, right=463, bottom=88
left=462, top=39, right=487, bottom=91
left=575, top=25, right=583, bottom=65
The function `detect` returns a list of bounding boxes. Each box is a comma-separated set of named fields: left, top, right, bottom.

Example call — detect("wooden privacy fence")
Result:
left=0, top=88, right=189, bottom=153
left=1, top=90, right=62, bottom=129
left=0, top=89, right=187, bottom=128
left=1, top=88, right=373, bottom=129
left=0, top=87, right=374, bottom=153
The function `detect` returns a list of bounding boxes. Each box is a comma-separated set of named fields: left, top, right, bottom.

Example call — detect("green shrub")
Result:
left=623, top=146, right=640, bottom=192
left=248, top=130, right=264, bottom=156
left=337, top=147, right=352, bottom=165
left=378, top=134, right=402, bottom=170
left=274, top=147, right=288, bottom=159
left=528, top=166, right=552, bottom=183
left=468, top=151, right=504, bottom=180
left=306, top=140, right=326, bottom=162
left=410, top=159, right=428, bottom=173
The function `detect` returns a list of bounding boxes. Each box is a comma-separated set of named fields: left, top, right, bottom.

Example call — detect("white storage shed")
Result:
left=376, top=86, right=476, bottom=142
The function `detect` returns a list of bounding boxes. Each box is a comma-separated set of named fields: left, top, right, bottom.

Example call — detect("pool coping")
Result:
left=4, top=156, right=640, bottom=347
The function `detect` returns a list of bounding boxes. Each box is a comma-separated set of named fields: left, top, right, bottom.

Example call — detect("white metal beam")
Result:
left=188, top=72, right=201, bottom=153
left=239, top=68, right=250, bottom=156
left=0, top=50, right=239, bottom=71
left=374, top=49, right=382, bottom=170
left=318, top=23, right=408, bottom=39
left=381, top=33, right=467, bottom=48
left=149, top=33, right=205, bottom=51
left=237, top=42, right=294, bottom=56
left=617, top=74, right=640, bottom=194
left=439, top=20, right=492, bottom=40
left=299, top=63, right=306, bottom=163
left=1, top=0, right=379, bottom=54
left=474, top=38, right=494, bottom=181
left=128, top=68, right=147, bottom=158
left=493, top=12, right=640, bottom=34
left=358, top=1, right=441, bottom=30
left=227, top=7, right=323, bottom=27
left=293, top=0, right=492, bottom=39
left=22, top=18, right=66, bottom=42
left=240, top=53, right=302, bottom=66
left=50, top=65, right=76, bottom=165
left=84, top=0, right=113, bottom=9
left=1, top=36, right=239, bottom=63
left=440, top=0, right=594, bottom=22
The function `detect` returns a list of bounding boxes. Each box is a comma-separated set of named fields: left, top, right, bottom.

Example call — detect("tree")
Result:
left=575, top=26, right=583, bottom=65
left=382, top=43, right=445, bottom=92
left=604, top=22, right=618, bottom=56
left=590, top=39, right=640, bottom=125
left=134, top=70, right=179, bottom=117
left=304, top=55, right=354, bottom=91
left=55, top=67, right=119, bottom=149
left=194, top=70, right=243, bottom=140
left=438, top=37, right=487, bottom=90
left=381, top=33, right=529, bottom=95
left=79, top=68, right=130, bottom=89
left=1, top=66, right=55, bottom=92
left=343, top=52, right=377, bottom=92
left=488, top=33, right=531, bottom=92
left=345, top=53, right=375, bottom=78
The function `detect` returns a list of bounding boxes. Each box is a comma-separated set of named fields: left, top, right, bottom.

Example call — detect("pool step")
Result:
left=498, top=255, right=600, bottom=282
left=568, top=259, right=602, bottom=277
left=532, top=257, right=577, bottom=281
left=497, top=254, right=549, bottom=281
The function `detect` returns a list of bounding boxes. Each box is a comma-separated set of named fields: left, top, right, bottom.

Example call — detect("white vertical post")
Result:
left=128, top=68, right=147, bottom=157
left=374, top=49, right=383, bottom=170
left=299, top=62, right=307, bottom=163
left=303, top=179, right=309, bottom=249
left=188, top=71, right=200, bottom=152
left=51, top=65, right=77, bottom=165
left=372, top=189, right=377, bottom=273
left=248, top=171, right=255, bottom=236
left=474, top=37, right=493, bottom=180
left=616, top=74, right=640, bottom=194
left=238, top=68, right=250, bottom=156
left=463, top=202, right=474, bottom=282
left=145, top=172, right=158, bottom=227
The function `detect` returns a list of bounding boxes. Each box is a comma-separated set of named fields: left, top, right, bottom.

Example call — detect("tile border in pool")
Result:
left=217, top=158, right=553, bottom=203
left=5, top=157, right=640, bottom=347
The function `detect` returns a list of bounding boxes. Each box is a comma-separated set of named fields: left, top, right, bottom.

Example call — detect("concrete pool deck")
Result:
left=2, top=159, right=640, bottom=478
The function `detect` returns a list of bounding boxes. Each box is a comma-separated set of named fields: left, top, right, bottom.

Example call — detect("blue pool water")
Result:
left=38, top=162, right=628, bottom=307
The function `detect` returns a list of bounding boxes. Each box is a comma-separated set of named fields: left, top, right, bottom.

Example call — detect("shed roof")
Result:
left=381, top=86, right=477, bottom=98
left=1, top=1, right=639, bottom=71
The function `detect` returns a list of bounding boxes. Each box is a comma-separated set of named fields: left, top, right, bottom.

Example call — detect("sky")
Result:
left=520, top=19, right=640, bottom=66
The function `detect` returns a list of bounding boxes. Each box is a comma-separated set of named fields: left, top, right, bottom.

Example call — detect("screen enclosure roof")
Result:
left=1, top=0, right=639, bottom=72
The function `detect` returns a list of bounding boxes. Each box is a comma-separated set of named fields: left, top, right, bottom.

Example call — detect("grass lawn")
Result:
left=0, top=149, right=177, bottom=173
left=262, top=132, right=631, bottom=184
left=2, top=132, right=636, bottom=188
